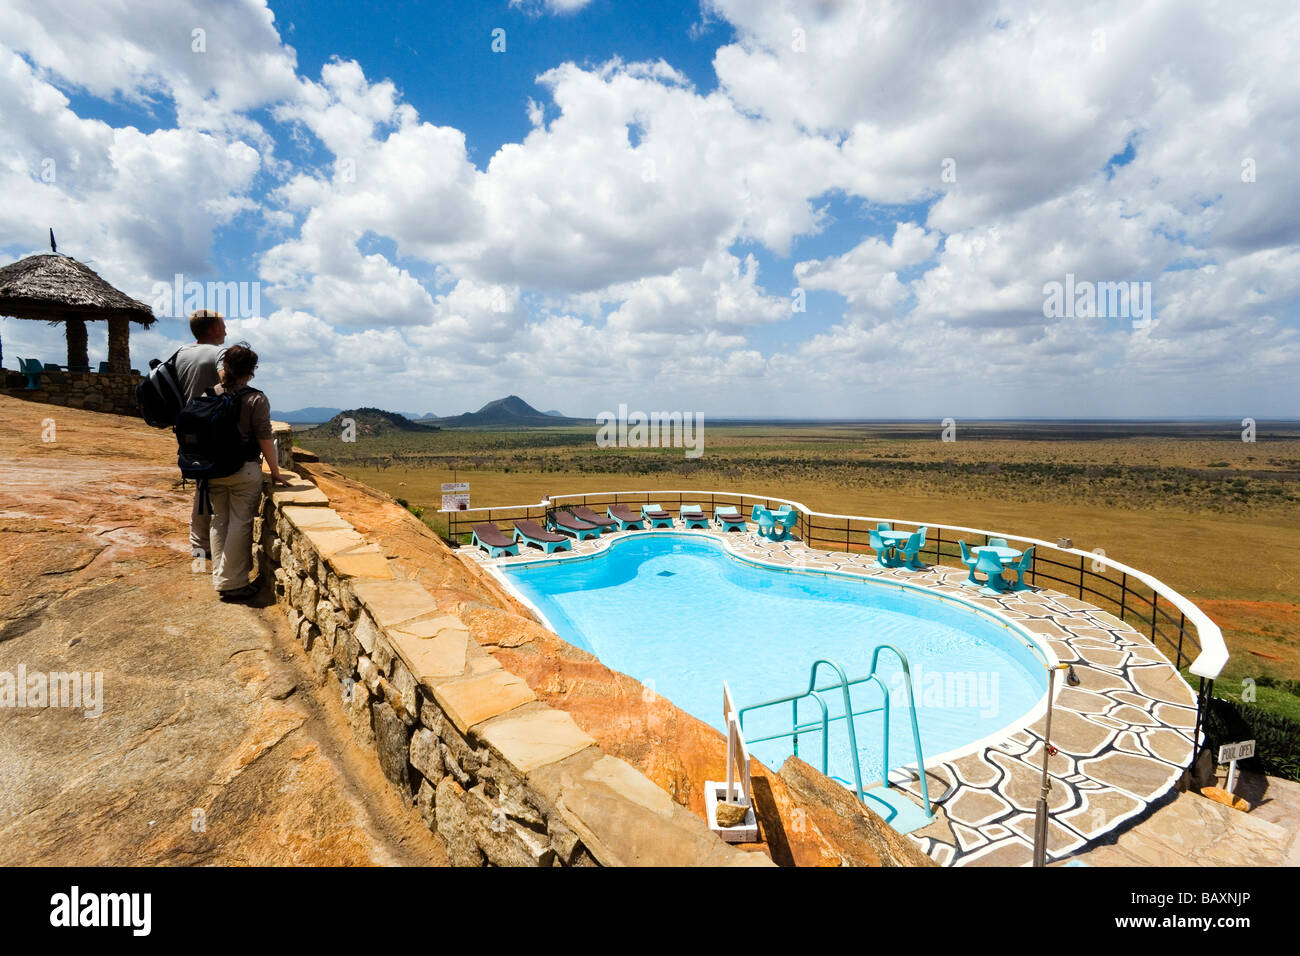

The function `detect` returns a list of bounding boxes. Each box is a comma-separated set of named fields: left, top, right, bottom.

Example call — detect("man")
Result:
left=174, top=309, right=227, bottom=558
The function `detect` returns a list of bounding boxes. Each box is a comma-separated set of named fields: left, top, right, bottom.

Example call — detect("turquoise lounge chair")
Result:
left=976, top=549, right=1009, bottom=595
left=1010, top=545, right=1035, bottom=590
left=713, top=505, right=747, bottom=532
left=607, top=504, right=645, bottom=530
left=17, top=357, right=41, bottom=389
left=898, top=529, right=927, bottom=570
left=642, top=503, right=674, bottom=529
left=549, top=510, right=601, bottom=540
left=870, top=528, right=900, bottom=568
left=514, top=520, right=571, bottom=553
left=959, top=540, right=980, bottom=586
left=471, top=523, right=520, bottom=558
left=679, top=504, right=709, bottom=530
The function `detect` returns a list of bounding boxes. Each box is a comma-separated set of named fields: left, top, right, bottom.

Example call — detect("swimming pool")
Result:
left=498, top=533, right=1049, bottom=786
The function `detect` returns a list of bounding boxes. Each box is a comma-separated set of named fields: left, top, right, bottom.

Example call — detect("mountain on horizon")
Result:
left=429, top=395, right=584, bottom=428
left=544, top=409, right=565, bottom=418
left=300, top=407, right=439, bottom=437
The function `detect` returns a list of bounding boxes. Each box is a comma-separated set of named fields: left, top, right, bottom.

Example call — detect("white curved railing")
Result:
left=446, top=487, right=1228, bottom=682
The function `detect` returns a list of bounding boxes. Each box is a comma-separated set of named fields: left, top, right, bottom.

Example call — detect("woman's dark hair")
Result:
left=220, top=344, right=258, bottom=383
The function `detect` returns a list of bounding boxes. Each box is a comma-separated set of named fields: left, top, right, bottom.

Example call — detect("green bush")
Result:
left=1204, top=694, right=1300, bottom=782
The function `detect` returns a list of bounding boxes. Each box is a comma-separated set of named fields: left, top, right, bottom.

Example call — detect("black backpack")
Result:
left=175, top=388, right=259, bottom=511
left=136, top=351, right=185, bottom=428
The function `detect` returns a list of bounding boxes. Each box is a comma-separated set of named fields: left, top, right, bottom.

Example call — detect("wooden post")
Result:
left=65, top=317, right=89, bottom=371
left=107, top=316, right=131, bottom=372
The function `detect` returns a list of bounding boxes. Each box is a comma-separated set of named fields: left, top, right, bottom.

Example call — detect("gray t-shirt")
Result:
left=173, top=343, right=226, bottom=401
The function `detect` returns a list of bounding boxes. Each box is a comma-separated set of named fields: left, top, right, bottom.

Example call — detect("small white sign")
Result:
left=1218, top=740, right=1255, bottom=763
left=441, top=482, right=469, bottom=512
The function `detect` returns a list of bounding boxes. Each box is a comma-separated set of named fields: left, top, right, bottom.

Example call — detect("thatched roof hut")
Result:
left=0, top=254, right=154, bottom=373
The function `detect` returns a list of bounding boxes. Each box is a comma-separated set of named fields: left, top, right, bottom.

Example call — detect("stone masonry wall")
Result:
left=254, top=466, right=768, bottom=867
left=0, top=370, right=140, bottom=415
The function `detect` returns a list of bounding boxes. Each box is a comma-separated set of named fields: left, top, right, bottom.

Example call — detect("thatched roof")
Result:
left=0, top=254, right=154, bottom=325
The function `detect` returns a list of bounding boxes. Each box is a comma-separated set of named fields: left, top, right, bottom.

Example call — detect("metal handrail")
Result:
left=737, top=648, right=933, bottom=819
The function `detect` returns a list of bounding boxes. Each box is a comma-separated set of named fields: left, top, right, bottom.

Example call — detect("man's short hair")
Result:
left=220, top=344, right=257, bottom=383
left=190, top=309, right=223, bottom=340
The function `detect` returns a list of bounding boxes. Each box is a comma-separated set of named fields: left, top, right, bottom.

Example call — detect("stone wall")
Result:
left=255, top=466, right=768, bottom=867
left=0, top=369, right=140, bottom=415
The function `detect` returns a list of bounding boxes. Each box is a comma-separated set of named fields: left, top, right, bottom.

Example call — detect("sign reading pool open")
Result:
left=501, top=534, right=1048, bottom=786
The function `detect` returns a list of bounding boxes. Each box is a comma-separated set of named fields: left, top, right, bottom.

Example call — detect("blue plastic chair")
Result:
left=870, top=528, right=899, bottom=568
left=898, top=530, right=926, bottom=570
left=98, top=361, right=111, bottom=374
left=772, top=509, right=798, bottom=540
left=1010, top=545, right=1035, bottom=590
left=959, top=540, right=980, bottom=586
left=976, top=549, right=1009, bottom=594
left=988, top=537, right=1008, bottom=549
left=17, top=357, right=42, bottom=389
left=877, top=522, right=892, bottom=532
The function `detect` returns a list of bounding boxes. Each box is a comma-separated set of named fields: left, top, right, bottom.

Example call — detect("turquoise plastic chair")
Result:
left=988, top=537, right=1008, bottom=548
left=98, top=361, right=111, bottom=374
left=959, top=540, right=980, bottom=586
left=976, top=549, right=1008, bottom=594
left=17, top=357, right=42, bottom=389
left=870, top=528, right=899, bottom=568
left=1010, top=545, right=1035, bottom=590
left=772, top=509, right=798, bottom=540
left=898, top=530, right=926, bottom=570
left=877, top=522, right=892, bottom=532
left=752, top=505, right=776, bottom=538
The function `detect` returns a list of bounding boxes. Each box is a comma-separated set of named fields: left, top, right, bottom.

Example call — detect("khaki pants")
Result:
left=207, top=461, right=263, bottom=592
left=190, top=484, right=210, bottom=555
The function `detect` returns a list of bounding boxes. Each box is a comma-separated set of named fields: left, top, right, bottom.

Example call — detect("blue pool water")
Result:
left=501, top=534, right=1047, bottom=786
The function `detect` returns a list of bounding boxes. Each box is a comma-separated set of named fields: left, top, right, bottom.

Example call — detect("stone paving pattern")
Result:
left=473, top=520, right=1202, bottom=866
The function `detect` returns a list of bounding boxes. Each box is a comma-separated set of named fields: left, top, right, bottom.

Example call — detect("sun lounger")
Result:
left=607, top=504, right=645, bottom=530
left=471, top=523, right=520, bottom=558
left=641, top=503, right=674, bottom=529
left=679, top=504, right=709, bottom=529
left=713, top=505, right=746, bottom=532
left=549, top=510, right=601, bottom=540
left=514, top=520, right=571, bottom=553
left=572, top=505, right=619, bottom=532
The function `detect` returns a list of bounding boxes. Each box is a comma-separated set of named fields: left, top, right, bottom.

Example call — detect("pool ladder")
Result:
left=736, top=645, right=934, bottom=820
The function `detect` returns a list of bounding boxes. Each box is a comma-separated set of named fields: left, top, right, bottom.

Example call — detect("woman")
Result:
left=206, top=344, right=290, bottom=601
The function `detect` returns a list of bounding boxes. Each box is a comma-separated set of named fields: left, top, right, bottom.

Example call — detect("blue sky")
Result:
left=2, top=0, right=1298, bottom=418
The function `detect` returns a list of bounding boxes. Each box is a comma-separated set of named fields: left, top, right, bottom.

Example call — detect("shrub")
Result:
left=1204, top=694, right=1300, bottom=782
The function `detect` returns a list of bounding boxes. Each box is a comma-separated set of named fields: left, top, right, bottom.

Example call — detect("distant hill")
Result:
left=279, top=407, right=437, bottom=425
left=544, top=409, right=566, bottom=418
left=428, top=395, right=585, bottom=428
left=278, top=406, right=343, bottom=424
left=300, top=407, right=439, bottom=438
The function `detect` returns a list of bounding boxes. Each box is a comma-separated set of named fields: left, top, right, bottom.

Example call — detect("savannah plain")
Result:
left=294, top=419, right=1300, bottom=720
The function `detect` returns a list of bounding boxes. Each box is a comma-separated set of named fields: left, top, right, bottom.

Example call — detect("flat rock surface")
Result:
left=0, top=397, right=446, bottom=866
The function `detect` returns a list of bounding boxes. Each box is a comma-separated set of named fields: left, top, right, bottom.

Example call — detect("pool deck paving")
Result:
left=471, top=524, right=1223, bottom=867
